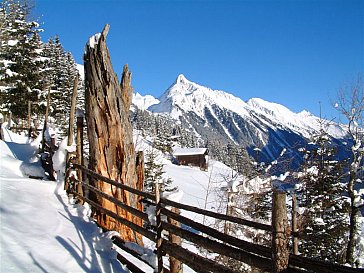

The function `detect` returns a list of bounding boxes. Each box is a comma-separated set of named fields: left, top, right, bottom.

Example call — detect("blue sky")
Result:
left=33, top=0, right=363, bottom=121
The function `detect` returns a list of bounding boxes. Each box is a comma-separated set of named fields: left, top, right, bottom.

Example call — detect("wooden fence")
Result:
left=0, top=99, right=44, bottom=140
left=67, top=162, right=363, bottom=273
left=2, top=109, right=363, bottom=273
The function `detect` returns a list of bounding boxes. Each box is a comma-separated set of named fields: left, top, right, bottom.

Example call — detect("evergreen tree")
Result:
left=0, top=0, right=44, bottom=118
left=0, top=4, right=8, bottom=108
left=40, top=35, right=82, bottom=138
left=154, top=130, right=173, bottom=154
left=43, top=36, right=79, bottom=132
left=297, top=120, right=348, bottom=262
left=144, top=149, right=175, bottom=194
left=131, top=107, right=201, bottom=149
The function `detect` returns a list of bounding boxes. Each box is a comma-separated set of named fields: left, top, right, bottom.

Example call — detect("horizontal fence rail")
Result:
left=69, top=163, right=364, bottom=273
left=70, top=189, right=156, bottom=242
left=79, top=180, right=150, bottom=223
left=161, top=220, right=271, bottom=270
left=160, top=197, right=271, bottom=232
left=288, top=254, right=364, bottom=273
left=161, top=239, right=240, bottom=273
left=72, top=163, right=155, bottom=200
left=160, top=207, right=271, bottom=259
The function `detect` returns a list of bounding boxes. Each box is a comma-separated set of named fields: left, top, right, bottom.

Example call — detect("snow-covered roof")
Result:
left=173, top=148, right=208, bottom=156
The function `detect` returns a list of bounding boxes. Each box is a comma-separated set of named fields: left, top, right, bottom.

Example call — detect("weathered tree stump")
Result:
left=84, top=24, right=142, bottom=243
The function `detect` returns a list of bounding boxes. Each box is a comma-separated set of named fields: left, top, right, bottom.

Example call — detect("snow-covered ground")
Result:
left=135, top=134, right=235, bottom=220
left=0, top=127, right=233, bottom=272
left=3, top=126, right=362, bottom=271
left=0, top=129, right=128, bottom=273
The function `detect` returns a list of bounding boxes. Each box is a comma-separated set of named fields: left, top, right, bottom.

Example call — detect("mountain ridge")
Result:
left=133, top=74, right=348, bottom=165
left=145, top=74, right=346, bottom=137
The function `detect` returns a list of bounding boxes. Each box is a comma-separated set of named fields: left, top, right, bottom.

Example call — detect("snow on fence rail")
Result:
left=68, top=163, right=363, bottom=273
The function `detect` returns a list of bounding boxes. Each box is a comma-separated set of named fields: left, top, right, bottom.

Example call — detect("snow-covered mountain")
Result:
left=134, top=74, right=348, bottom=164
left=132, top=92, right=160, bottom=111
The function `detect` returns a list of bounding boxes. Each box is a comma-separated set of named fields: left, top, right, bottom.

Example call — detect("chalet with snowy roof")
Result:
left=173, top=148, right=208, bottom=171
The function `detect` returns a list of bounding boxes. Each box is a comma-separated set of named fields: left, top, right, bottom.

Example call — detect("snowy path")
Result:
left=0, top=131, right=127, bottom=273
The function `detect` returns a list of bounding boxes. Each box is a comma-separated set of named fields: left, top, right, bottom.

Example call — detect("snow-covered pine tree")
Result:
left=0, top=0, right=44, bottom=119
left=0, top=4, right=8, bottom=108
left=42, top=36, right=79, bottom=136
left=131, top=106, right=202, bottom=150
left=75, top=74, right=85, bottom=112
left=60, top=51, right=79, bottom=132
left=154, top=131, right=173, bottom=154
left=296, top=120, right=348, bottom=262
left=44, top=36, right=69, bottom=114
left=144, top=149, right=174, bottom=194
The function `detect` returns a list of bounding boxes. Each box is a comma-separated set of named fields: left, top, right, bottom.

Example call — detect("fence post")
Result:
left=224, top=191, right=234, bottom=235
left=28, top=101, right=34, bottom=138
left=8, top=112, right=12, bottom=129
left=0, top=114, right=3, bottom=140
left=28, top=126, right=32, bottom=138
left=41, top=87, right=51, bottom=153
left=28, top=101, right=31, bottom=128
left=76, top=114, right=84, bottom=203
left=155, top=183, right=164, bottom=273
left=168, top=207, right=183, bottom=273
left=292, top=193, right=298, bottom=255
left=135, top=150, right=145, bottom=231
left=272, top=186, right=289, bottom=273
left=65, top=77, right=78, bottom=192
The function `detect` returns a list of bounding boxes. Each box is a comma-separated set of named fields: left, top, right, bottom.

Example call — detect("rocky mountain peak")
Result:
left=176, top=74, right=189, bottom=85
left=135, top=74, right=347, bottom=164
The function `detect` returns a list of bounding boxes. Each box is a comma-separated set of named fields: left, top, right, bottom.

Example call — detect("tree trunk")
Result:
left=346, top=170, right=358, bottom=265
left=84, top=24, right=142, bottom=243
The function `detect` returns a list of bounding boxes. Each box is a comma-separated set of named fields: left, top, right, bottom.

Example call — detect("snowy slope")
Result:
left=0, top=130, right=128, bottom=273
left=246, top=97, right=345, bottom=139
left=134, top=132, right=243, bottom=223
left=0, top=128, right=239, bottom=273
left=0, top=127, right=236, bottom=273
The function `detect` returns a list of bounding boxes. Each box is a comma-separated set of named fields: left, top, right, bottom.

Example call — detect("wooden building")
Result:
left=173, top=148, right=209, bottom=171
